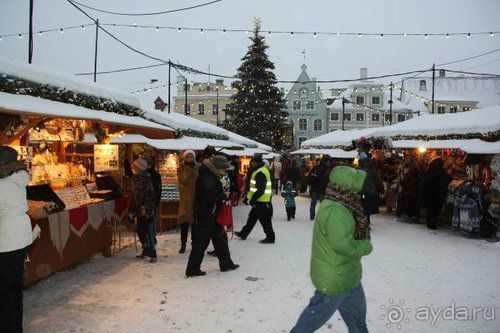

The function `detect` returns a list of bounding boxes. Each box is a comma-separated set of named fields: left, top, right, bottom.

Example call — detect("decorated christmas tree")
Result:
left=225, top=18, right=293, bottom=151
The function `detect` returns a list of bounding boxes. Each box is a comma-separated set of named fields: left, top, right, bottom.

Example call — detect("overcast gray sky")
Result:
left=1, top=0, right=500, bottom=107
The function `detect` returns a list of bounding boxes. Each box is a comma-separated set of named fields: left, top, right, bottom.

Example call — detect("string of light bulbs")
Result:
left=1, top=21, right=499, bottom=41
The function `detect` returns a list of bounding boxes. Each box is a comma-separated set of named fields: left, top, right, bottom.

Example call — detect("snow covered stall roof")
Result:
left=370, top=106, right=500, bottom=139
left=392, top=139, right=500, bottom=154
left=0, top=57, right=174, bottom=138
left=0, top=92, right=175, bottom=137
left=301, top=127, right=379, bottom=148
left=290, top=148, right=357, bottom=159
left=83, top=133, right=244, bottom=151
left=143, top=109, right=273, bottom=151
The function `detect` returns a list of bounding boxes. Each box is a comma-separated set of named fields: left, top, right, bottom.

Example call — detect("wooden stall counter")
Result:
left=24, top=196, right=129, bottom=286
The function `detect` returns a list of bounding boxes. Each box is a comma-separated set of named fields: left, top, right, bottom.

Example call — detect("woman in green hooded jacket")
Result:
left=291, top=166, right=373, bottom=333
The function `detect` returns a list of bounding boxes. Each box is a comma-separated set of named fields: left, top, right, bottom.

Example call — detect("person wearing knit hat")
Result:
left=130, top=157, right=157, bottom=262
left=131, top=158, right=148, bottom=175
left=0, top=146, right=34, bottom=332
left=177, top=150, right=200, bottom=253
left=185, top=154, right=238, bottom=277
left=183, top=150, right=196, bottom=160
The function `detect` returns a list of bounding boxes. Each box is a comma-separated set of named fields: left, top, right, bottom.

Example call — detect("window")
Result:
left=372, top=114, right=380, bottom=122
left=299, top=88, right=308, bottom=98
left=343, top=113, right=351, bottom=122
left=463, top=107, right=471, bottom=111
left=419, top=80, right=427, bottom=91
left=298, top=137, right=307, bottom=146
left=299, top=118, right=308, bottom=131
left=330, top=112, right=339, bottom=121
left=356, top=96, right=364, bottom=105
left=212, top=104, right=219, bottom=115
left=183, top=104, right=191, bottom=115
left=372, top=96, right=380, bottom=105
left=385, top=114, right=392, bottom=123
left=198, top=104, right=205, bottom=115
left=397, top=114, right=405, bottom=122
left=306, top=101, right=315, bottom=110
left=356, top=113, right=364, bottom=122
left=293, top=100, right=301, bottom=110
left=437, top=106, right=446, bottom=114
left=450, top=106, right=458, bottom=113
left=314, top=119, right=323, bottom=131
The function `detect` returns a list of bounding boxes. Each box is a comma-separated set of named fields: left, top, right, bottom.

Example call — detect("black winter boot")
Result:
left=179, top=243, right=186, bottom=254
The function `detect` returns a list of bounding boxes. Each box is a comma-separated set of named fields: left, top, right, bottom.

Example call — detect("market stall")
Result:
left=366, top=107, right=500, bottom=235
left=85, top=133, right=245, bottom=231
left=0, top=57, right=175, bottom=285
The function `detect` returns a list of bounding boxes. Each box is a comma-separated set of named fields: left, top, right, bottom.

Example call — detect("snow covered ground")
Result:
left=24, top=196, right=500, bottom=333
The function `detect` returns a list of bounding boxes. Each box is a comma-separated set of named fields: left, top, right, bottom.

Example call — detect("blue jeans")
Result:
left=291, top=284, right=369, bottom=333
left=309, top=192, right=324, bottom=219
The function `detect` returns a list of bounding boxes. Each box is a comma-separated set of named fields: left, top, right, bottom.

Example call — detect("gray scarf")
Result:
left=325, top=182, right=370, bottom=240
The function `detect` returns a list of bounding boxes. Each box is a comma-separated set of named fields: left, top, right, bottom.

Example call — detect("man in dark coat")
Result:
left=422, top=158, right=452, bottom=229
left=145, top=155, right=162, bottom=211
left=308, top=157, right=330, bottom=220
left=357, top=142, right=385, bottom=223
left=185, top=155, right=239, bottom=277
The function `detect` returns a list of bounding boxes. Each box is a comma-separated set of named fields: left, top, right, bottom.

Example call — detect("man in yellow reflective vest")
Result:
left=235, top=154, right=275, bottom=243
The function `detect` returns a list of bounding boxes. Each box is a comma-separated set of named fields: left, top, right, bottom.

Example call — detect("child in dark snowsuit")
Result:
left=281, top=181, right=298, bottom=221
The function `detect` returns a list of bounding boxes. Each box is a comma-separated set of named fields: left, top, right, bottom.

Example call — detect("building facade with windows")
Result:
left=327, top=69, right=418, bottom=132
left=172, top=75, right=236, bottom=126
left=400, top=69, right=500, bottom=114
left=285, top=64, right=328, bottom=148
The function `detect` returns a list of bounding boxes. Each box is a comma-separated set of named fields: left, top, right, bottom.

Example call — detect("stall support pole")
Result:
left=431, top=63, right=436, bottom=114
left=341, top=97, right=345, bottom=131
left=28, top=0, right=34, bottom=63
left=93, top=19, right=99, bottom=83
left=184, top=78, right=188, bottom=115
left=167, top=60, right=171, bottom=113
left=389, top=82, right=393, bottom=125
left=216, top=90, right=220, bottom=126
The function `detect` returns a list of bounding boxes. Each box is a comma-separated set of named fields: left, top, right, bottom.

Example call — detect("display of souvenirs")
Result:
left=94, top=144, right=119, bottom=172
left=28, top=119, right=85, bottom=142
left=30, top=147, right=88, bottom=186
left=489, top=154, right=500, bottom=220
left=54, top=186, right=93, bottom=209
left=158, top=152, right=180, bottom=201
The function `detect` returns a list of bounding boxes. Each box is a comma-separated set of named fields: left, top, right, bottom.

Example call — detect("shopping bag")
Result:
left=216, top=202, right=234, bottom=239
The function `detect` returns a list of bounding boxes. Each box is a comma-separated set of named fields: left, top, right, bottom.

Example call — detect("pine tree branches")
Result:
left=225, top=19, right=293, bottom=151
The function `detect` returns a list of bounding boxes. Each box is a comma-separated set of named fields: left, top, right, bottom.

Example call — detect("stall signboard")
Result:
left=94, top=144, right=119, bottom=172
